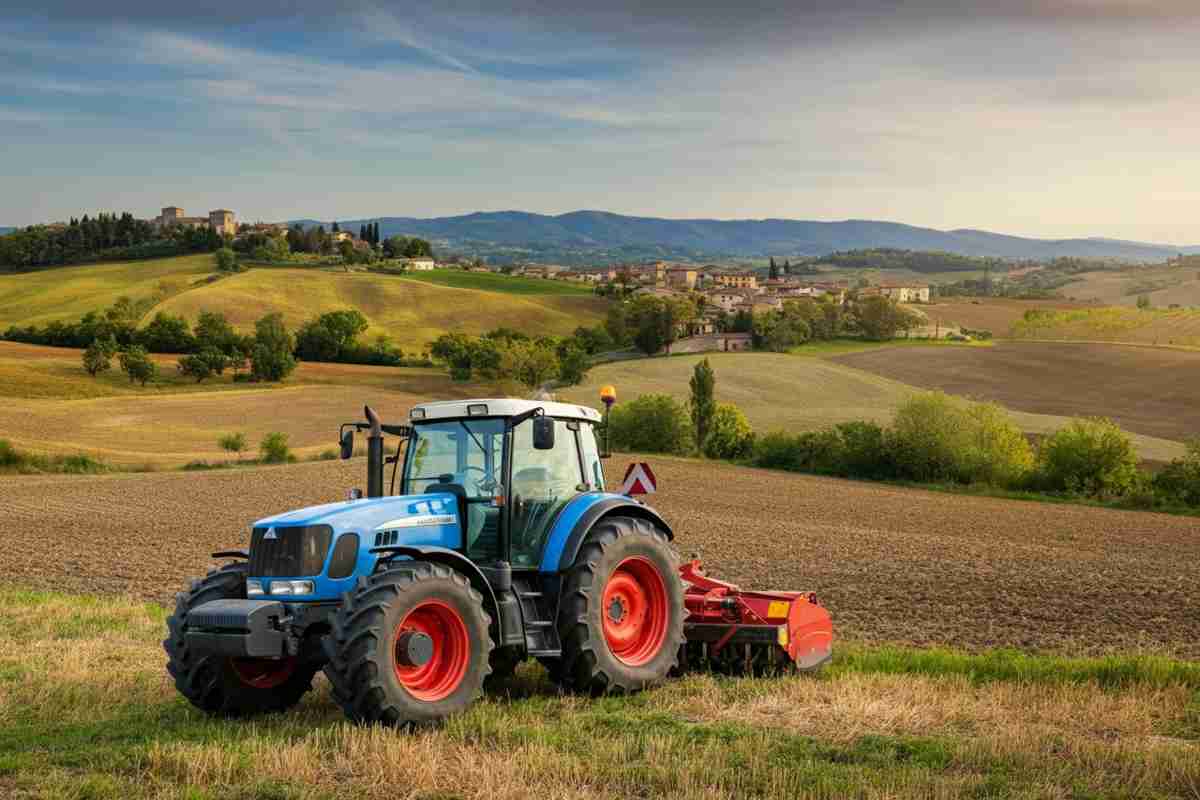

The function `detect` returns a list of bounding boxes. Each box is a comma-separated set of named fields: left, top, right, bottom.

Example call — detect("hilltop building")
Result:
left=153, top=206, right=238, bottom=236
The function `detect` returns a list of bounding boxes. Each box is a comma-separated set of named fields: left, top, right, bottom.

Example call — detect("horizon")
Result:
left=3, top=1, right=1199, bottom=242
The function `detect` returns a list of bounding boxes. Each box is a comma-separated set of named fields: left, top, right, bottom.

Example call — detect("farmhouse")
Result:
left=666, top=332, right=753, bottom=354
left=877, top=284, right=931, bottom=303
left=706, top=288, right=755, bottom=312
left=406, top=258, right=436, bottom=271
left=666, top=266, right=699, bottom=290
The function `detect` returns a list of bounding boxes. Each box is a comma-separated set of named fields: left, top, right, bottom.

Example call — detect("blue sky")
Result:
left=2, top=1, right=1198, bottom=243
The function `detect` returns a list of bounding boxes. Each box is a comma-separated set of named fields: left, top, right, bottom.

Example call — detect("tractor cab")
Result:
left=346, top=399, right=607, bottom=570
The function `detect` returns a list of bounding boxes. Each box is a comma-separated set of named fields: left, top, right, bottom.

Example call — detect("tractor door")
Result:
left=508, top=418, right=588, bottom=567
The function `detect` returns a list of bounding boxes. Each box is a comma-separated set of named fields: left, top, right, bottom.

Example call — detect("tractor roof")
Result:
left=410, top=398, right=602, bottom=424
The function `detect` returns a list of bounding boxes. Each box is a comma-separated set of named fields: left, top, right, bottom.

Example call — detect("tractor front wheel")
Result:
left=324, top=562, right=492, bottom=726
left=555, top=516, right=684, bottom=694
left=164, top=562, right=318, bottom=715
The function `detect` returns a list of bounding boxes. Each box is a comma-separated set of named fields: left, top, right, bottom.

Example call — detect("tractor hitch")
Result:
left=678, top=560, right=833, bottom=674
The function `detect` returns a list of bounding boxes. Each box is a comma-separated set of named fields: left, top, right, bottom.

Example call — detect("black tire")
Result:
left=555, top=516, right=685, bottom=694
left=164, top=562, right=317, bottom=715
left=323, top=562, right=492, bottom=726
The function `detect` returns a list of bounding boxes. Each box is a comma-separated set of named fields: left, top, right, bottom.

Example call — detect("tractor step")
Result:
left=514, top=576, right=561, bottom=654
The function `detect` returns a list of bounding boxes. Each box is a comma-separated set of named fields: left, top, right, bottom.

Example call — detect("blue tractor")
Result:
left=164, top=398, right=688, bottom=724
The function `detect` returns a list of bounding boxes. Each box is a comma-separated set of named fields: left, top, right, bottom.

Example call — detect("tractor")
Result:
left=165, top=396, right=832, bottom=725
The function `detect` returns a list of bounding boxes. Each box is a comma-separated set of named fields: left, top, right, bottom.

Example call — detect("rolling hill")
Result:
left=0, top=254, right=606, bottom=347
left=291, top=211, right=1200, bottom=264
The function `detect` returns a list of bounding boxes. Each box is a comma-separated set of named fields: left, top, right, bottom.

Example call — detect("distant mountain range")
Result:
left=306, top=211, right=1200, bottom=265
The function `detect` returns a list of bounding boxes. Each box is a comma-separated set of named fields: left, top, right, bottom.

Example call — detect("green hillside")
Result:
left=0, top=256, right=607, bottom=347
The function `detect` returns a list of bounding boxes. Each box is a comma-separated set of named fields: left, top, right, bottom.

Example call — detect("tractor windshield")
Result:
left=403, top=418, right=504, bottom=499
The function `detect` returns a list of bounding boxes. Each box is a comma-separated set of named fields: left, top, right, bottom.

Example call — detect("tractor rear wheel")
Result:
left=555, top=516, right=684, bottom=694
left=324, top=562, right=492, bottom=726
left=164, top=562, right=318, bottom=715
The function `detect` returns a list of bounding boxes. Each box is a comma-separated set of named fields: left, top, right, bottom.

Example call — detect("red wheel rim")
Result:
left=601, top=556, right=669, bottom=667
left=230, top=657, right=297, bottom=689
left=393, top=600, right=471, bottom=702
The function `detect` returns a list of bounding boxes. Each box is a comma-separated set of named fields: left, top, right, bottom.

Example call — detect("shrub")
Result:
left=607, top=394, right=693, bottom=454
left=1152, top=439, right=1200, bottom=506
left=218, top=432, right=247, bottom=459
left=250, top=313, right=297, bottom=382
left=834, top=421, right=893, bottom=479
left=178, top=348, right=228, bottom=382
left=887, top=392, right=1032, bottom=487
left=1035, top=417, right=1140, bottom=497
left=0, top=440, right=108, bottom=474
left=118, top=345, right=157, bottom=386
left=259, top=432, right=294, bottom=464
left=703, top=403, right=754, bottom=460
left=214, top=247, right=239, bottom=272
left=82, top=336, right=117, bottom=376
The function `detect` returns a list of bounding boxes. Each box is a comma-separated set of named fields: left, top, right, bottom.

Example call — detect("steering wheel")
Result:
left=461, top=466, right=497, bottom=495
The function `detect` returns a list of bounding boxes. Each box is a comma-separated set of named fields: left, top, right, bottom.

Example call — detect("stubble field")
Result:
left=4, top=454, right=1197, bottom=657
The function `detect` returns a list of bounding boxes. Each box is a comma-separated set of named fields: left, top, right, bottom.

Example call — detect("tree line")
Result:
left=0, top=213, right=223, bottom=271
left=819, top=248, right=1005, bottom=274
left=429, top=325, right=613, bottom=390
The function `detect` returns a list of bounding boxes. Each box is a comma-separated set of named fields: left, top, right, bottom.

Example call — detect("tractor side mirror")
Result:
left=339, top=428, right=354, bottom=460
left=533, top=415, right=555, bottom=450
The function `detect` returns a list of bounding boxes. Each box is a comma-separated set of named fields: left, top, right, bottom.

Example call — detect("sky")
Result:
left=2, top=1, right=1199, bottom=243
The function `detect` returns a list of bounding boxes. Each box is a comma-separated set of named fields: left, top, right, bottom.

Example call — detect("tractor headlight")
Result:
left=246, top=580, right=264, bottom=597
left=268, top=580, right=315, bottom=596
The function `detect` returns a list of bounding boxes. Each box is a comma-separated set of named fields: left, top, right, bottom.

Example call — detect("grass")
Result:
left=0, top=253, right=217, bottom=328
left=1, top=586, right=1197, bottom=799
left=393, top=268, right=597, bottom=295
left=0, top=438, right=111, bottom=474
left=786, top=337, right=991, bottom=358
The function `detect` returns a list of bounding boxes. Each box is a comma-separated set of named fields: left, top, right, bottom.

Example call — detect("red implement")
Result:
left=678, top=559, right=833, bottom=674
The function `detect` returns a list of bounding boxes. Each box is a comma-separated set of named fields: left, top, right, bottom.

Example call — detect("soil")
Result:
left=3, top=455, right=1197, bottom=657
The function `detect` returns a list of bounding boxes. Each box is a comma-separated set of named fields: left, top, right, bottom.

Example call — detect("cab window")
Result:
left=509, top=418, right=584, bottom=567
left=579, top=422, right=604, bottom=491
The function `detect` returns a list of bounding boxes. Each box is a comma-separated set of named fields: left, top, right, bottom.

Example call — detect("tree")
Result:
left=854, top=296, right=920, bottom=341
left=498, top=339, right=559, bottom=389
left=689, top=358, right=716, bottom=451
left=338, top=239, right=355, bottom=266
left=332, top=221, right=341, bottom=233
left=259, top=431, right=293, bottom=464
left=218, top=432, right=247, bottom=460
left=604, top=303, right=631, bottom=347
left=359, top=224, right=367, bottom=242
left=607, top=394, right=693, bottom=454
left=193, top=310, right=238, bottom=355
left=250, top=313, right=297, bottom=381
left=557, top=342, right=590, bottom=386
left=82, top=336, right=117, bottom=376
left=178, top=347, right=228, bottom=382
left=768, top=257, right=779, bottom=281
left=296, top=309, right=369, bottom=362
left=119, top=345, right=157, bottom=386
left=782, top=259, right=791, bottom=276
left=1137, top=294, right=1152, bottom=310
left=138, top=312, right=195, bottom=353
left=214, top=247, right=238, bottom=272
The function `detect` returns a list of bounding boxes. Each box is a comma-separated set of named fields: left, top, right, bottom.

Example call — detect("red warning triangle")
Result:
left=620, top=462, right=657, bottom=495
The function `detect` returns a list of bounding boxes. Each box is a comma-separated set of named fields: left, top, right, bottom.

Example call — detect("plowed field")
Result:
left=4, top=455, right=1197, bottom=657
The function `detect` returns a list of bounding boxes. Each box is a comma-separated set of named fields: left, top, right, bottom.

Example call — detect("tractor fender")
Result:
left=540, top=494, right=674, bottom=574
left=371, top=545, right=503, bottom=636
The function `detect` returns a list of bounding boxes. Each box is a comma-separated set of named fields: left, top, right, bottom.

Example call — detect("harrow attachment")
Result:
left=677, top=559, right=833, bottom=675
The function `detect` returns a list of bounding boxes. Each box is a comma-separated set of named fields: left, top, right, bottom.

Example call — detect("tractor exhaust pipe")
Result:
left=364, top=405, right=384, bottom=498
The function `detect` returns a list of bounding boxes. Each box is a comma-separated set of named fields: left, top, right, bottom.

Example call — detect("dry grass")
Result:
left=4, top=455, right=1200, bottom=656
left=1060, top=265, right=1200, bottom=308
left=152, top=267, right=606, bottom=346
left=1, top=587, right=1197, bottom=800
left=0, top=254, right=216, bottom=328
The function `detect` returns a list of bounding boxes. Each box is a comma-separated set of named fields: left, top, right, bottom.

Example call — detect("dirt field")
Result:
left=835, top=341, right=1200, bottom=445
left=4, top=455, right=1197, bottom=657
left=1060, top=265, right=1200, bottom=308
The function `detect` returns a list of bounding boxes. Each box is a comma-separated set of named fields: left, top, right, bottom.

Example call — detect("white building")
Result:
left=406, top=258, right=436, bottom=271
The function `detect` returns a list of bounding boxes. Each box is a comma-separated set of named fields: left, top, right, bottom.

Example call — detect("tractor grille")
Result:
left=249, top=525, right=333, bottom=577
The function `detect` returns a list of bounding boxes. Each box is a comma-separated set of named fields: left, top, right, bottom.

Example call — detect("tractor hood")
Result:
left=252, top=494, right=460, bottom=548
